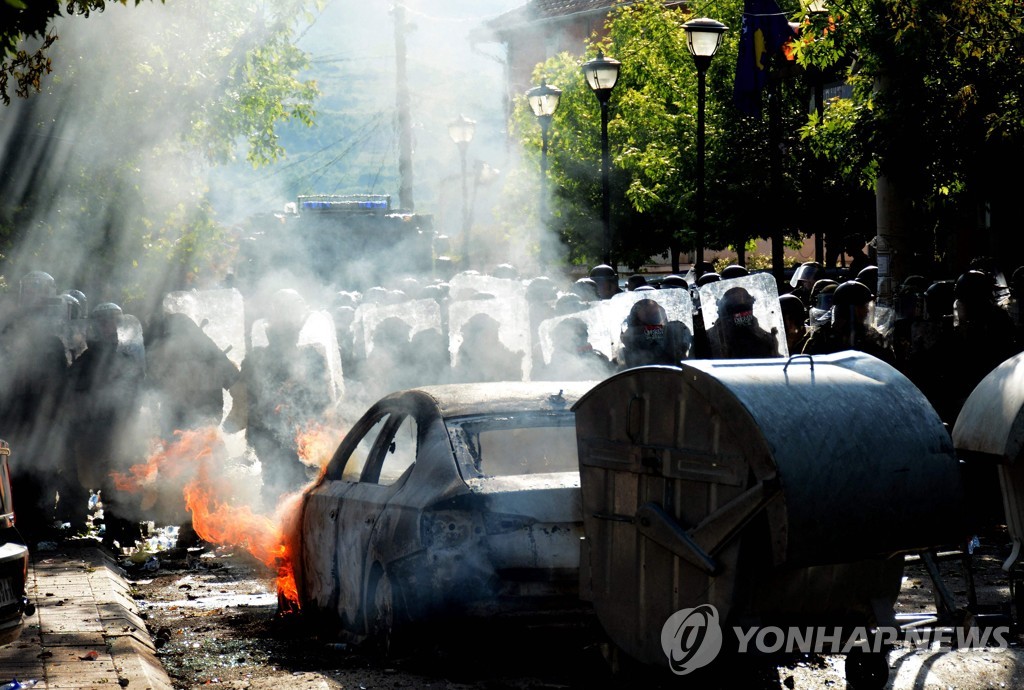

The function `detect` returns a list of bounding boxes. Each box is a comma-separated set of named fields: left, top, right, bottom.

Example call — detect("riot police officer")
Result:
left=802, top=280, right=894, bottom=364
left=67, top=302, right=147, bottom=547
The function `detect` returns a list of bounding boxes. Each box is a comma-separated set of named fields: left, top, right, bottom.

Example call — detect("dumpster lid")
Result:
left=952, top=350, right=1024, bottom=461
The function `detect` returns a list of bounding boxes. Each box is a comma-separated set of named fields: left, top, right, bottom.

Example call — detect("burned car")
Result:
left=0, top=440, right=31, bottom=646
left=294, top=381, right=597, bottom=649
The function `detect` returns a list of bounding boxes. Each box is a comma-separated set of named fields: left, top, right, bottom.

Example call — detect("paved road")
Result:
left=0, top=543, right=172, bottom=690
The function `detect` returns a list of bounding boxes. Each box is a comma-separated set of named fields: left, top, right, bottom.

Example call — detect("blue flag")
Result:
left=734, top=0, right=797, bottom=116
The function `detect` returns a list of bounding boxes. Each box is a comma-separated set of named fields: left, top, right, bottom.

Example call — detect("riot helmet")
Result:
left=622, top=299, right=668, bottom=349
left=855, top=265, right=879, bottom=295
left=814, top=283, right=838, bottom=311
left=897, top=276, right=928, bottom=320
left=395, top=277, right=422, bottom=299
left=627, top=274, right=648, bottom=291
left=63, top=289, right=88, bottom=317
left=572, top=277, right=599, bottom=301
left=552, top=318, right=590, bottom=353
left=491, top=263, right=520, bottom=280
left=1012, top=266, right=1024, bottom=299
left=526, top=276, right=558, bottom=303
left=555, top=294, right=587, bottom=315
left=923, top=280, right=955, bottom=320
left=419, top=284, right=447, bottom=303
left=697, top=272, right=721, bottom=287
left=266, top=288, right=308, bottom=345
left=954, top=270, right=995, bottom=306
left=954, top=270, right=996, bottom=327
left=660, top=275, right=688, bottom=290
left=790, top=262, right=823, bottom=290
left=809, top=279, right=839, bottom=307
left=19, top=271, right=56, bottom=307
left=720, top=265, right=749, bottom=280
left=589, top=264, right=618, bottom=299
left=362, top=286, right=389, bottom=304
left=385, top=289, right=408, bottom=304
left=778, top=293, right=805, bottom=323
left=832, top=280, right=873, bottom=309
left=89, top=302, right=123, bottom=344
left=717, top=287, right=757, bottom=326
left=831, top=280, right=873, bottom=331
left=60, top=293, right=82, bottom=320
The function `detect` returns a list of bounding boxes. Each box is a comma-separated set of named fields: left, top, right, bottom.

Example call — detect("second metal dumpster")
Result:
left=572, top=350, right=966, bottom=669
left=953, top=350, right=1024, bottom=596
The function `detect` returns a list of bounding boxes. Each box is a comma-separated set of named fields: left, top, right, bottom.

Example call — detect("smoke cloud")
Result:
left=0, top=0, right=598, bottom=544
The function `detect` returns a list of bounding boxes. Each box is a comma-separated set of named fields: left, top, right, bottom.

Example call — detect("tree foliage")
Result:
left=504, top=0, right=831, bottom=272
left=791, top=0, right=1024, bottom=268
left=501, top=0, right=1024, bottom=275
left=0, top=0, right=322, bottom=308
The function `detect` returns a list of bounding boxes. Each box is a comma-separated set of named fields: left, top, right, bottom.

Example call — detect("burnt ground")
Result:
left=123, top=526, right=1024, bottom=690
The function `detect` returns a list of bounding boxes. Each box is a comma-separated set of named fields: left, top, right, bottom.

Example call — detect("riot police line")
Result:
left=0, top=258, right=1020, bottom=551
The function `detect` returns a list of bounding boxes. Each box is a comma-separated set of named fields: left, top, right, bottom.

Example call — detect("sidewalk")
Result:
left=0, top=543, right=174, bottom=690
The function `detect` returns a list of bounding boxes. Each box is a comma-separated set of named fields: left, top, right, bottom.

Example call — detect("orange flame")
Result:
left=111, top=427, right=222, bottom=493
left=296, top=421, right=340, bottom=470
left=183, top=472, right=303, bottom=607
left=112, top=426, right=330, bottom=610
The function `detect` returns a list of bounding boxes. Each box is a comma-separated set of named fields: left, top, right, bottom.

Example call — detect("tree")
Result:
left=0, top=0, right=322, bottom=308
left=1, top=1, right=158, bottom=106
left=502, top=0, right=826, bottom=274
left=791, top=0, right=1024, bottom=274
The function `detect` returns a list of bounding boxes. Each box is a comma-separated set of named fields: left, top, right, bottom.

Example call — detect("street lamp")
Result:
left=581, top=50, right=621, bottom=267
left=526, top=79, right=562, bottom=224
left=448, top=113, right=476, bottom=268
left=683, top=17, right=727, bottom=281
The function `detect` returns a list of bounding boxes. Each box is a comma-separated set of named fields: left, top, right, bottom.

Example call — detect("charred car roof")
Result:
left=375, top=381, right=599, bottom=418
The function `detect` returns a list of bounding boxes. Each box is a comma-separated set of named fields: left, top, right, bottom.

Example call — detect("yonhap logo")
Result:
left=660, top=604, right=724, bottom=675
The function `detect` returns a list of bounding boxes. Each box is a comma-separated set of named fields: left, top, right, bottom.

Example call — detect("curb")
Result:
left=0, top=544, right=175, bottom=690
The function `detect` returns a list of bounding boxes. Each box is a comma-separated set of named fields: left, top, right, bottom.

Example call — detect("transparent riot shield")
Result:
left=699, top=273, right=788, bottom=359
left=162, top=288, right=246, bottom=368
left=250, top=309, right=344, bottom=402
left=353, top=298, right=443, bottom=361
left=448, top=292, right=531, bottom=382
left=161, top=289, right=248, bottom=453
left=118, top=313, right=147, bottom=369
left=448, top=271, right=527, bottom=302
left=300, top=310, right=345, bottom=402
left=538, top=289, right=695, bottom=370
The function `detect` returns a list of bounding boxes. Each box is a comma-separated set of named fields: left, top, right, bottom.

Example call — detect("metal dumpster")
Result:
left=572, top=351, right=965, bottom=670
left=953, top=350, right=1024, bottom=578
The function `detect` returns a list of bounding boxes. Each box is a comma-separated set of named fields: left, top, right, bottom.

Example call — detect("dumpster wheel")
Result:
left=844, top=646, right=890, bottom=690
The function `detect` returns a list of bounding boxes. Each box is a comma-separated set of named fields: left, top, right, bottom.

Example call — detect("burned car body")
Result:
left=294, top=381, right=597, bottom=644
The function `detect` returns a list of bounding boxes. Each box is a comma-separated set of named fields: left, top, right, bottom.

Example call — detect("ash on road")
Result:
left=125, top=529, right=1024, bottom=690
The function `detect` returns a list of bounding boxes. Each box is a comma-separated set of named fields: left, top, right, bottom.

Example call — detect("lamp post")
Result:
left=683, top=17, right=727, bottom=281
left=448, top=114, right=476, bottom=268
left=526, top=79, right=562, bottom=224
left=581, top=50, right=621, bottom=267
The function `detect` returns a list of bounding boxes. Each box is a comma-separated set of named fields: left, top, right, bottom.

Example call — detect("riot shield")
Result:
left=538, top=289, right=695, bottom=369
left=699, top=273, right=789, bottom=359
left=118, top=314, right=147, bottom=369
left=250, top=310, right=345, bottom=403
left=162, top=288, right=246, bottom=368
left=353, top=298, right=443, bottom=361
left=448, top=292, right=530, bottom=382
left=448, top=271, right=527, bottom=302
